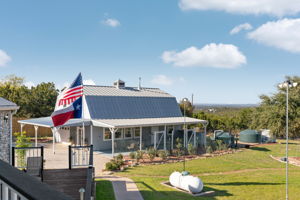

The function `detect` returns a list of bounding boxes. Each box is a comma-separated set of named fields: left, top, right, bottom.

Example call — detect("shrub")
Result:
left=147, top=148, right=157, bottom=162
left=105, top=161, right=119, bottom=171
left=136, top=150, right=145, bottom=162
left=205, top=145, right=213, bottom=154
left=187, top=144, right=196, bottom=155
left=115, top=153, right=123, bottom=161
left=216, top=140, right=228, bottom=151
left=129, top=152, right=136, bottom=160
left=158, top=150, right=169, bottom=161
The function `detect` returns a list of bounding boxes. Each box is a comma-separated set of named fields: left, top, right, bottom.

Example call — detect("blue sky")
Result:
left=0, top=0, right=300, bottom=104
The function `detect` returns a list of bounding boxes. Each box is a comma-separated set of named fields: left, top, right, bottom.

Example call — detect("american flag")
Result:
left=57, top=73, right=83, bottom=107
left=51, top=73, right=83, bottom=127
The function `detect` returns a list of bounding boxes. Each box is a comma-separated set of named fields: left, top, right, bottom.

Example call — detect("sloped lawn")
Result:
left=117, top=141, right=300, bottom=200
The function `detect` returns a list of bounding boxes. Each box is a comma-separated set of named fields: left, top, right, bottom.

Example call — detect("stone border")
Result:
left=160, top=181, right=215, bottom=197
left=270, top=155, right=300, bottom=167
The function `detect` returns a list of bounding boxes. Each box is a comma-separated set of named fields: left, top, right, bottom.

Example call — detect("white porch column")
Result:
left=183, top=127, right=186, bottom=148
left=77, top=128, right=79, bottom=146
left=204, top=124, right=207, bottom=147
left=164, top=125, right=167, bottom=150
left=83, top=126, right=85, bottom=146
left=139, top=127, right=142, bottom=151
left=34, top=125, right=39, bottom=147
left=154, top=131, right=157, bottom=150
left=109, top=128, right=117, bottom=157
left=20, top=123, right=24, bottom=134
left=51, top=128, right=56, bottom=154
left=90, top=125, right=93, bottom=145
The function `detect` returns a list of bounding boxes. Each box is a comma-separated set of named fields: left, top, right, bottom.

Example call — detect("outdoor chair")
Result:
left=25, top=157, right=43, bottom=180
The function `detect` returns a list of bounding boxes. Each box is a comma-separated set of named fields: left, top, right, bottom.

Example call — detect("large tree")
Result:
left=0, top=75, right=58, bottom=118
left=251, top=76, right=300, bottom=138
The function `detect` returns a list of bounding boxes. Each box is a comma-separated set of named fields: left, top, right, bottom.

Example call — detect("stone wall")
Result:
left=0, top=111, right=11, bottom=163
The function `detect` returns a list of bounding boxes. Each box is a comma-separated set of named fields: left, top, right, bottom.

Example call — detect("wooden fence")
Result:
left=12, top=117, right=53, bottom=137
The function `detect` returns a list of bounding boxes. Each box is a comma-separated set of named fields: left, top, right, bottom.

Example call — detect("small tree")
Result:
left=175, top=138, right=184, bottom=157
left=14, top=132, right=31, bottom=168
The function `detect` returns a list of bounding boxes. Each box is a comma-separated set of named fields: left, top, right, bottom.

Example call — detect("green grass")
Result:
left=117, top=141, right=300, bottom=200
left=96, top=179, right=115, bottom=200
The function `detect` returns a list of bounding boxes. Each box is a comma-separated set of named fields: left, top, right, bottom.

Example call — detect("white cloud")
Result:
left=179, top=0, right=300, bottom=17
left=151, top=75, right=174, bottom=86
left=230, top=23, right=253, bottom=35
left=0, top=50, right=11, bottom=67
left=162, top=43, right=246, bottom=69
left=83, top=79, right=96, bottom=85
left=24, top=81, right=35, bottom=88
left=248, top=18, right=300, bottom=53
left=102, top=18, right=120, bottom=27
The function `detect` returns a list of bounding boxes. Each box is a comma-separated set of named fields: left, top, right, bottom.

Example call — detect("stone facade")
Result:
left=0, top=111, right=11, bottom=163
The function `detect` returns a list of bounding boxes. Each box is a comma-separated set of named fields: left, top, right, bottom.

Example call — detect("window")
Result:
left=103, top=128, right=112, bottom=140
left=134, top=127, right=141, bottom=138
left=115, top=129, right=123, bottom=139
left=124, top=128, right=132, bottom=139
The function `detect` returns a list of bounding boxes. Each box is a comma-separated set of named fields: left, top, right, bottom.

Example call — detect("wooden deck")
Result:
left=43, top=168, right=87, bottom=200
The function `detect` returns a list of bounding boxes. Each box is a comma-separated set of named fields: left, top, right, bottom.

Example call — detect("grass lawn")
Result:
left=117, top=141, right=300, bottom=200
left=96, top=179, right=115, bottom=200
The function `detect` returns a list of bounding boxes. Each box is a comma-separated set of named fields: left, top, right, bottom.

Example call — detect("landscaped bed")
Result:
left=113, top=140, right=300, bottom=200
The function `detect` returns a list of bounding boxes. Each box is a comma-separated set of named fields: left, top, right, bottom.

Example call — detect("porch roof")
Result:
left=18, top=116, right=207, bottom=129
left=18, top=117, right=91, bottom=128
left=92, top=117, right=207, bottom=128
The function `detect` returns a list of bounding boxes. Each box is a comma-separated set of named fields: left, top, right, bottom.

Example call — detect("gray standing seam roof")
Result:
left=0, top=97, right=18, bottom=110
left=86, top=96, right=182, bottom=119
left=83, top=85, right=173, bottom=97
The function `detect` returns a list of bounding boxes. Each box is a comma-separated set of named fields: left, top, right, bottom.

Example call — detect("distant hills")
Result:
left=194, top=103, right=258, bottom=109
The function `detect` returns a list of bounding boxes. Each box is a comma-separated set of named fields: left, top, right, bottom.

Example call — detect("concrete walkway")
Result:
left=99, top=175, right=144, bottom=200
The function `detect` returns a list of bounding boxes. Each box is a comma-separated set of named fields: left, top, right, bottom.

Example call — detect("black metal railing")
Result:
left=0, top=160, right=72, bottom=200
left=69, top=145, right=93, bottom=169
left=12, top=146, right=44, bottom=181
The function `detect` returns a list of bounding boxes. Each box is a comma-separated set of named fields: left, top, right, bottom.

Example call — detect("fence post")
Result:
left=12, top=147, right=15, bottom=167
left=41, top=146, right=44, bottom=181
left=90, top=145, right=93, bottom=167
left=69, top=145, right=72, bottom=170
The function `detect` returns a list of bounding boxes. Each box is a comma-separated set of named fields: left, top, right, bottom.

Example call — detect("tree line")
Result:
left=181, top=76, right=300, bottom=138
left=0, top=75, right=58, bottom=118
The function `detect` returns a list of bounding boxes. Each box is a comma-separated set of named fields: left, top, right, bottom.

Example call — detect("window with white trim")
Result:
left=115, top=129, right=123, bottom=139
left=103, top=128, right=112, bottom=140
left=134, top=127, right=140, bottom=138
left=124, top=128, right=132, bottom=139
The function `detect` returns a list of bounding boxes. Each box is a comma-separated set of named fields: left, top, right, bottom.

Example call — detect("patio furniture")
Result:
left=26, top=157, right=43, bottom=180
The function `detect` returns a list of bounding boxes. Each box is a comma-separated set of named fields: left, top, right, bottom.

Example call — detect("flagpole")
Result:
left=82, top=81, right=85, bottom=146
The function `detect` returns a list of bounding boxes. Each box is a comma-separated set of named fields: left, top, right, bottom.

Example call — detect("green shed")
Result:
left=239, top=130, right=261, bottom=143
left=215, top=131, right=234, bottom=146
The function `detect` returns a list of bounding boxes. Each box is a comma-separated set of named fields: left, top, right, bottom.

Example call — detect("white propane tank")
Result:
left=169, top=171, right=203, bottom=193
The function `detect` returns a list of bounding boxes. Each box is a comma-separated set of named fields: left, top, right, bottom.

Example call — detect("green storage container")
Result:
left=215, top=131, right=234, bottom=146
left=239, top=130, right=261, bottom=143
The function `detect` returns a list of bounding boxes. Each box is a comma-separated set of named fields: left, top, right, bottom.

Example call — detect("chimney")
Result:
left=113, top=79, right=125, bottom=89
left=138, top=77, right=142, bottom=90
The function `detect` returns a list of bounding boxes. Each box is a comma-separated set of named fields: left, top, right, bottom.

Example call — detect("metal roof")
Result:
left=18, top=117, right=91, bottom=128
left=18, top=117, right=207, bottom=129
left=0, top=97, right=19, bottom=111
left=86, top=96, right=182, bottom=119
left=92, top=117, right=207, bottom=128
left=83, top=85, right=173, bottom=97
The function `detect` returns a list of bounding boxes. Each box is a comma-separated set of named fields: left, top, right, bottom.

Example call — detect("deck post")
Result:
left=164, top=125, right=167, bottom=150
left=34, top=125, right=39, bottom=147
left=90, top=125, right=93, bottom=145
left=139, top=127, right=142, bottom=151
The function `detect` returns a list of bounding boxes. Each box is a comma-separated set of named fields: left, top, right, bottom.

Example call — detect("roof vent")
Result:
left=114, top=79, right=125, bottom=89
